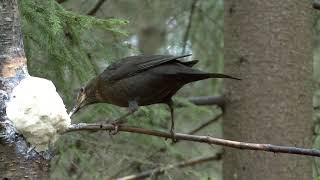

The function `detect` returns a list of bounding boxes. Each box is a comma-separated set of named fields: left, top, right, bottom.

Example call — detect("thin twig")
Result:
left=87, top=0, right=108, bottom=16
left=188, top=113, right=222, bottom=134
left=182, top=0, right=198, bottom=54
left=116, top=153, right=222, bottom=180
left=172, top=113, right=222, bottom=144
left=109, top=113, right=222, bottom=178
left=66, top=123, right=320, bottom=157
left=56, top=0, right=68, bottom=3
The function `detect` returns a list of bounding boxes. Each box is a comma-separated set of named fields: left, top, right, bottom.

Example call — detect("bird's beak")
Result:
left=69, top=105, right=80, bottom=117
left=69, top=91, right=87, bottom=117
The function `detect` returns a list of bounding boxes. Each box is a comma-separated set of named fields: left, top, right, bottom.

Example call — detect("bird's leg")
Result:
left=109, top=100, right=139, bottom=135
left=167, top=100, right=177, bottom=142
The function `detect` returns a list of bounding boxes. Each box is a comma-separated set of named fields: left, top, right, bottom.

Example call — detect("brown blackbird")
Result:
left=69, top=54, right=240, bottom=139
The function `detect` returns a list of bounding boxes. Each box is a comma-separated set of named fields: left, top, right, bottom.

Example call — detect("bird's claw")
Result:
left=170, top=128, right=178, bottom=143
left=108, top=121, right=120, bottom=136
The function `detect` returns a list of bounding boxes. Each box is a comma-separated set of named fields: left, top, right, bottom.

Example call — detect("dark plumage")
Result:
left=69, top=54, right=240, bottom=139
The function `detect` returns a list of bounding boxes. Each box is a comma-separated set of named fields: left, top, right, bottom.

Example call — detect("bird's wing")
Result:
left=135, top=54, right=191, bottom=70
left=102, top=54, right=192, bottom=81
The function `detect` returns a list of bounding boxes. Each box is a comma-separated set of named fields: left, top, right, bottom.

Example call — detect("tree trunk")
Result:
left=0, top=0, right=50, bottom=178
left=223, top=1, right=313, bottom=180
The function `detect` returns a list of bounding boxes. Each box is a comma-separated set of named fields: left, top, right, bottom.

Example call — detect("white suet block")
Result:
left=6, top=76, right=71, bottom=151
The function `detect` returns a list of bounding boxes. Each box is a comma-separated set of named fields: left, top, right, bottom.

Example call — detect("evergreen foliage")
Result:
left=17, top=0, right=320, bottom=179
left=19, top=0, right=224, bottom=179
left=19, top=0, right=128, bottom=105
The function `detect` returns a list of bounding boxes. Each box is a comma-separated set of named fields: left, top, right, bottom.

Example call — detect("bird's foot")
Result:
left=108, top=120, right=122, bottom=136
left=170, top=128, right=178, bottom=143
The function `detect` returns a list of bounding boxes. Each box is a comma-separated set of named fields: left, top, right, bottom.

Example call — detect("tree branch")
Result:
left=0, top=0, right=50, bottom=177
left=188, top=113, right=222, bottom=134
left=116, top=153, right=222, bottom=180
left=172, top=113, right=222, bottom=144
left=87, top=0, right=108, bottom=16
left=176, top=95, right=225, bottom=109
left=181, top=0, right=198, bottom=54
left=109, top=113, right=222, bottom=178
left=56, top=0, right=68, bottom=4
left=66, top=123, right=320, bottom=157
left=187, top=95, right=225, bottom=108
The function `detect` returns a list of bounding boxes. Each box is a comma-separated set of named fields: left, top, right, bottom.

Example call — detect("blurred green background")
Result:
left=18, top=0, right=320, bottom=179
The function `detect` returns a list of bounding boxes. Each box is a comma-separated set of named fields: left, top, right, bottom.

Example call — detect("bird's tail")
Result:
left=177, top=72, right=241, bottom=83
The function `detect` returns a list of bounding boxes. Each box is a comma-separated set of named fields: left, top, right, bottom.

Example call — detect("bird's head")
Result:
left=69, top=87, right=88, bottom=117
left=69, top=78, right=100, bottom=117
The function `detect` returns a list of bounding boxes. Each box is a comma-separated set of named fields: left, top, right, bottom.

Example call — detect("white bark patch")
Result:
left=6, top=76, right=71, bottom=151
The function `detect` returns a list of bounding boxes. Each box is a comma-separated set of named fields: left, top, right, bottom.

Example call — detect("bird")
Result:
left=69, top=54, right=240, bottom=140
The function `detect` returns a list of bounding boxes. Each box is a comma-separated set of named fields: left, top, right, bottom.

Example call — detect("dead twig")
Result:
left=109, top=113, right=222, bottom=178
left=56, top=0, right=68, bottom=3
left=87, top=0, right=108, bottom=16
left=188, top=113, right=222, bottom=135
left=66, top=123, right=320, bottom=157
left=116, top=153, right=222, bottom=180
left=181, top=0, right=198, bottom=54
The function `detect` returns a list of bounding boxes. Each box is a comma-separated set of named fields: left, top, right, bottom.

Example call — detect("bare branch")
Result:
left=176, top=96, right=225, bottom=109
left=172, top=113, right=222, bottom=144
left=66, top=123, right=320, bottom=157
left=56, top=0, right=68, bottom=4
left=187, top=95, right=225, bottom=107
left=116, top=153, right=222, bottom=180
left=109, top=113, right=222, bottom=178
left=182, top=0, right=198, bottom=54
left=87, top=0, right=108, bottom=16
left=188, top=113, right=222, bottom=134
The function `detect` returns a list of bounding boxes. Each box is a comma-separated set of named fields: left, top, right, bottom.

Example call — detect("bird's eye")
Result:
left=80, top=87, right=84, bottom=93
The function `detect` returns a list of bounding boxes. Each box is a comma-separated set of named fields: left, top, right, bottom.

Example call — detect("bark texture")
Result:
left=223, top=1, right=313, bottom=180
left=0, top=0, right=50, bottom=178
